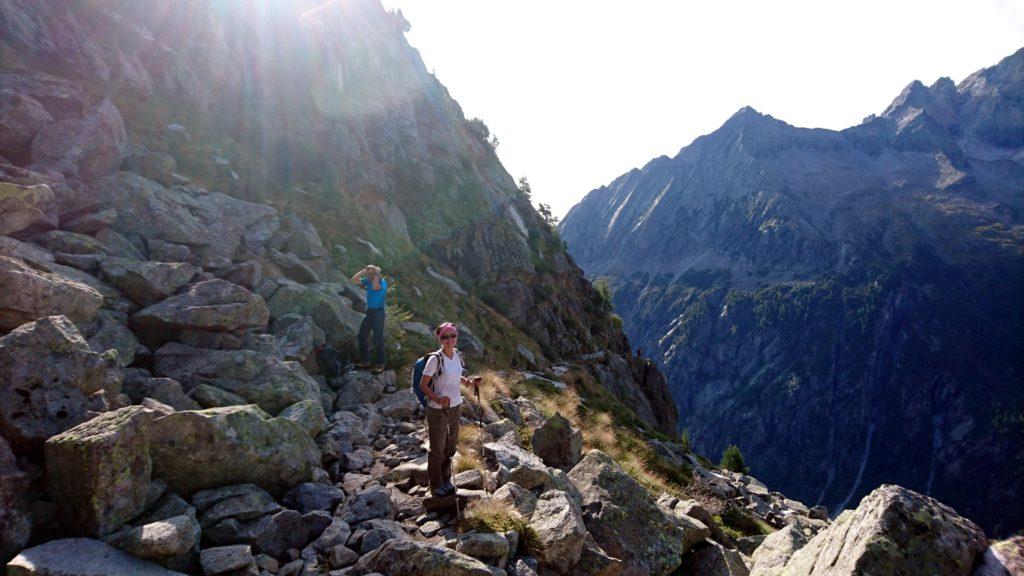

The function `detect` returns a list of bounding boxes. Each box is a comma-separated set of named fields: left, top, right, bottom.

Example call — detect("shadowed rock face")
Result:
left=562, top=50, right=1024, bottom=536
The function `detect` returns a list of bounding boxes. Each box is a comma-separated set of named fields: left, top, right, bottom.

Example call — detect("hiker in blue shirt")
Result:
left=350, top=264, right=388, bottom=374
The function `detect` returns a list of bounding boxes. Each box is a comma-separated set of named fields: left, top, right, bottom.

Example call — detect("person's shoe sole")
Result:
left=372, top=366, right=385, bottom=375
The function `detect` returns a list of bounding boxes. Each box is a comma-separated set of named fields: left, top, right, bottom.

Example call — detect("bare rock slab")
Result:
left=6, top=538, right=187, bottom=576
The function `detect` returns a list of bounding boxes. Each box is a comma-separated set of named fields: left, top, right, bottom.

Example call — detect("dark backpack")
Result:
left=316, top=346, right=349, bottom=378
left=411, top=348, right=467, bottom=407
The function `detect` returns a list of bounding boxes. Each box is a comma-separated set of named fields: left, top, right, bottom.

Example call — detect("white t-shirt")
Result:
left=422, top=349, right=464, bottom=409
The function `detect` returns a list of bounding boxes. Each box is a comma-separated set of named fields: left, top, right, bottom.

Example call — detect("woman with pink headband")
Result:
left=419, top=322, right=482, bottom=497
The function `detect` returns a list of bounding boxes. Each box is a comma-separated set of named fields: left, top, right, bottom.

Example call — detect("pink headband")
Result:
left=436, top=322, right=458, bottom=338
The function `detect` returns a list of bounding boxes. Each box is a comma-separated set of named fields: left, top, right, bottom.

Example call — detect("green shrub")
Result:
left=593, top=277, right=615, bottom=312
left=680, top=429, right=693, bottom=453
left=720, top=444, right=749, bottom=474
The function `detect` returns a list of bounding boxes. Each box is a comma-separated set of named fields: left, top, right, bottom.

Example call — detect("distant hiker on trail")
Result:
left=419, top=322, right=482, bottom=497
left=351, top=264, right=387, bottom=375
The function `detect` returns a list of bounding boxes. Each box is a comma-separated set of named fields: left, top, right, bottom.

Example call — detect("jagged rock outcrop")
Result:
left=781, top=485, right=987, bottom=576
left=97, top=258, right=195, bottom=307
left=562, top=49, right=1024, bottom=535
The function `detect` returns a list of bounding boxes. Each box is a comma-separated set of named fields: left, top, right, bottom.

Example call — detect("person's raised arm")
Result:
left=350, top=266, right=368, bottom=284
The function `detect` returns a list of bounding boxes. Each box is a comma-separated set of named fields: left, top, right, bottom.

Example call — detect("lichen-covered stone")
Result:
left=44, top=405, right=156, bottom=536
left=483, top=442, right=551, bottom=490
left=101, top=514, right=199, bottom=562
left=266, top=280, right=362, bottom=347
left=0, top=181, right=56, bottom=236
left=132, top=279, right=268, bottom=335
left=781, top=485, right=987, bottom=576
left=0, top=315, right=121, bottom=453
left=154, top=343, right=320, bottom=414
left=528, top=490, right=587, bottom=573
left=98, top=258, right=195, bottom=307
left=567, top=449, right=690, bottom=576
left=749, top=525, right=806, bottom=576
left=278, top=399, right=325, bottom=437
left=531, top=412, right=583, bottom=470
left=0, top=256, right=102, bottom=331
left=150, top=405, right=320, bottom=496
left=680, top=540, right=750, bottom=576
left=348, top=539, right=497, bottom=576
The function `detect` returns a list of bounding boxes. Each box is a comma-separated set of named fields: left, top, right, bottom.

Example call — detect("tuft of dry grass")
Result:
left=454, top=451, right=484, bottom=473
left=461, top=498, right=540, bottom=552
left=456, top=424, right=486, bottom=472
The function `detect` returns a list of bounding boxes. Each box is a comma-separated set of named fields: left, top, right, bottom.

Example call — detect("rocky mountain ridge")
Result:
left=561, top=49, right=1024, bottom=536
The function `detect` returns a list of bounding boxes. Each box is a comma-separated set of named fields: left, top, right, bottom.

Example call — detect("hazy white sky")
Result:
left=381, top=0, right=1023, bottom=217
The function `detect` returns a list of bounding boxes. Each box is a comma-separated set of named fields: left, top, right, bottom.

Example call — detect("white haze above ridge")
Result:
left=383, top=0, right=1024, bottom=217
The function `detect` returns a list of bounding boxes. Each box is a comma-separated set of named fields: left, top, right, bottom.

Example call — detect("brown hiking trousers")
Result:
left=426, top=404, right=461, bottom=491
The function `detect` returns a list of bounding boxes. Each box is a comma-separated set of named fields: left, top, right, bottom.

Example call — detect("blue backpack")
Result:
left=412, top=351, right=443, bottom=407
left=411, top=349, right=466, bottom=407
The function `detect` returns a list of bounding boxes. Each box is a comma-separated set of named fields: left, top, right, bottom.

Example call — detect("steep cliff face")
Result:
left=561, top=49, right=1024, bottom=535
left=0, top=0, right=675, bottom=434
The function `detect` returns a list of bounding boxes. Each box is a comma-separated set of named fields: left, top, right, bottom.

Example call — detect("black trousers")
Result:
left=358, top=307, right=386, bottom=365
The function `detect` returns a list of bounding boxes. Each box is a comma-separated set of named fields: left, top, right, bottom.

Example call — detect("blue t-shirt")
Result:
left=361, top=277, right=388, bottom=309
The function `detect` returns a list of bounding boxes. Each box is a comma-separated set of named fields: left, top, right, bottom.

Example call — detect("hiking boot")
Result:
left=355, top=362, right=371, bottom=370
left=441, top=481, right=456, bottom=496
left=430, top=486, right=448, bottom=498
left=372, top=365, right=385, bottom=375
